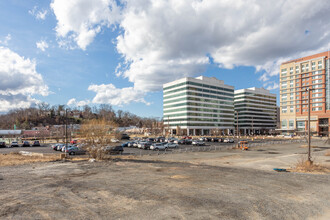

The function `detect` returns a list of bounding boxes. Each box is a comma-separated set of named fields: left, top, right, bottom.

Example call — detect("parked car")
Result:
left=21, top=141, right=30, bottom=147
left=146, top=138, right=155, bottom=142
left=218, top=138, right=224, bottom=143
left=192, top=140, right=205, bottom=146
left=137, top=141, right=147, bottom=149
left=211, top=137, right=219, bottom=142
left=107, top=146, right=124, bottom=155
left=111, top=138, right=119, bottom=143
left=51, top=143, right=59, bottom=150
left=138, top=142, right=152, bottom=150
left=66, top=146, right=86, bottom=155
left=32, top=140, right=40, bottom=147
left=155, top=137, right=165, bottom=142
left=0, top=142, right=6, bottom=148
left=164, top=142, right=178, bottom=148
left=127, top=141, right=135, bottom=147
left=70, top=140, right=78, bottom=144
left=184, top=139, right=192, bottom=145
left=224, top=138, right=234, bottom=143
left=177, top=139, right=186, bottom=144
left=10, top=141, right=19, bottom=147
left=183, top=136, right=192, bottom=139
left=121, top=133, right=130, bottom=140
left=121, top=142, right=130, bottom=147
left=150, top=143, right=168, bottom=151
left=57, top=144, right=66, bottom=151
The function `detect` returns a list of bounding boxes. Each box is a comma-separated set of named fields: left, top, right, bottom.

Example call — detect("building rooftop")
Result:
left=281, top=51, right=330, bottom=65
left=163, top=75, right=233, bottom=89
left=234, top=87, right=276, bottom=96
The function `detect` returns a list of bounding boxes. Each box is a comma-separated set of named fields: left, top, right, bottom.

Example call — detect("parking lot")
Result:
left=0, top=137, right=309, bottom=157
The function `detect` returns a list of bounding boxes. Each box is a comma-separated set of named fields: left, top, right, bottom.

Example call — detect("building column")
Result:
left=187, top=129, right=189, bottom=136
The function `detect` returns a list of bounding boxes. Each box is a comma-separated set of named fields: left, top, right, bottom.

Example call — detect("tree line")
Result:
left=0, top=103, right=162, bottom=130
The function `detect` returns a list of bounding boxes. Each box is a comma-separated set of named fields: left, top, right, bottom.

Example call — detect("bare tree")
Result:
left=79, top=119, right=118, bottom=159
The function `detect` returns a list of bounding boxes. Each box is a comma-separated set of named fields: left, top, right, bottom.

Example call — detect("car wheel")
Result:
left=70, top=152, right=75, bottom=155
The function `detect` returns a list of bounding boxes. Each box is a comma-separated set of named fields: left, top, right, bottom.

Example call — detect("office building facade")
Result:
left=234, top=87, right=277, bottom=135
left=163, top=76, right=234, bottom=136
left=280, top=51, right=330, bottom=136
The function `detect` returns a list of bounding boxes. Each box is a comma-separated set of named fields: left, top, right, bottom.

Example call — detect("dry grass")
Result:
left=292, top=157, right=330, bottom=174
left=0, top=152, right=61, bottom=167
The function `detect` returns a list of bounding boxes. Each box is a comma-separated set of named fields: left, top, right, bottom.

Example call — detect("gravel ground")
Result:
left=1, top=143, right=330, bottom=220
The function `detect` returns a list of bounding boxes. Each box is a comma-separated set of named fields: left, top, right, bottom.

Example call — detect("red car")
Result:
left=183, top=136, right=192, bottom=139
left=70, top=140, right=78, bottom=144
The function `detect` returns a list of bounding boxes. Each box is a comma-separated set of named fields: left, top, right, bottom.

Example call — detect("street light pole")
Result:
left=235, top=111, right=239, bottom=147
left=65, top=109, right=68, bottom=157
left=307, top=88, right=311, bottom=163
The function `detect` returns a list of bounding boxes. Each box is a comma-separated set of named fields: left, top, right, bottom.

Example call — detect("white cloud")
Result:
left=36, top=40, right=49, bottom=51
left=67, top=98, right=90, bottom=107
left=88, top=83, right=149, bottom=106
left=29, top=6, right=48, bottom=20
left=0, top=34, right=11, bottom=45
left=266, top=82, right=279, bottom=91
left=51, top=0, right=121, bottom=50
left=0, top=95, right=39, bottom=112
left=51, top=0, right=330, bottom=103
left=0, top=46, right=49, bottom=111
left=115, top=0, right=330, bottom=91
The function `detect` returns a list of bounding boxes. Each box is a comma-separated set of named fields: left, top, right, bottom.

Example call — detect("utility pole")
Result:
left=65, top=109, right=68, bottom=157
left=307, top=88, right=312, bottom=163
left=168, top=115, right=170, bottom=138
left=252, top=116, right=254, bottom=136
left=235, top=111, right=239, bottom=147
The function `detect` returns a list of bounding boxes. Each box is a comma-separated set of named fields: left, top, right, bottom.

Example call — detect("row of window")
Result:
left=164, top=91, right=233, bottom=101
left=234, top=100, right=276, bottom=106
left=163, top=107, right=234, bottom=114
left=234, top=92, right=276, bottom=100
left=164, top=96, right=233, bottom=105
left=282, top=107, right=323, bottom=113
left=163, top=112, right=234, bottom=118
left=163, top=102, right=234, bottom=110
left=281, top=61, right=323, bottom=76
left=168, top=123, right=234, bottom=127
left=234, top=104, right=276, bottom=111
left=163, top=81, right=234, bottom=92
left=163, top=118, right=234, bottom=123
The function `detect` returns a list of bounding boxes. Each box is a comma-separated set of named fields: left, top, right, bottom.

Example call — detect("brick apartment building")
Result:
left=280, top=51, right=330, bottom=136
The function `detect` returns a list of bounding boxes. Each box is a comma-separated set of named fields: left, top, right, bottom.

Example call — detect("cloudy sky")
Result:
left=1, top=0, right=330, bottom=117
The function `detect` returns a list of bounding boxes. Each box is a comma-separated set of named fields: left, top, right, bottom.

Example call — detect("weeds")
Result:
left=293, top=157, right=330, bottom=174
left=0, top=153, right=60, bottom=167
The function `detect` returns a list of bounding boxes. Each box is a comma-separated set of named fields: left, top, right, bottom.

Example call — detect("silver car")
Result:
left=164, top=142, right=178, bottom=148
left=150, top=143, right=168, bottom=150
left=65, top=146, right=86, bottom=155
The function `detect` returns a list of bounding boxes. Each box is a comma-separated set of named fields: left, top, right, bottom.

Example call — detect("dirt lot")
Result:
left=1, top=140, right=330, bottom=219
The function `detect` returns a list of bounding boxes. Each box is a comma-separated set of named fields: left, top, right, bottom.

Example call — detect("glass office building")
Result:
left=163, top=76, right=234, bottom=136
left=234, top=87, right=277, bottom=135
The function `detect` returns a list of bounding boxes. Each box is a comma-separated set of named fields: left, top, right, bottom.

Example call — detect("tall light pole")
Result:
left=235, top=111, right=239, bottom=147
left=65, top=109, right=68, bottom=157
left=307, top=88, right=312, bottom=163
